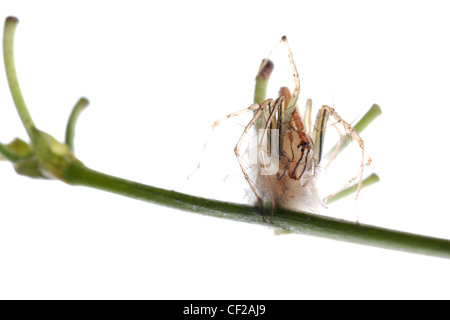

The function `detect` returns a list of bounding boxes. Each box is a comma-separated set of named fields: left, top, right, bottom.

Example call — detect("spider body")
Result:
left=194, top=36, right=370, bottom=223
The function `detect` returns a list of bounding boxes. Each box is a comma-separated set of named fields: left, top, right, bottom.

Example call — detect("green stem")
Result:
left=0, top=143, right=21, bottom=162
left=64, top=162, right=450, bottom=259
left=3, top=17, right=36, bottom=139
left=65, top=97, right=89, bottom=152
left=65, top=162, right=251, bottom=218
left=253, top=59, right=274, bottom=133
left=253, top=59, right=274, bottom=104
left=354, top=104, right=382, bottom=133
left=326, top=104, right=382, bottom=158
left=326, top=173, right=380, bottom=204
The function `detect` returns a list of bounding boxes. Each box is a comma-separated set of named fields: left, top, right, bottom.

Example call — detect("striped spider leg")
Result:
left=190, top=98, right=280, bottom=222
left=319, top=105, right=372, bottom=205
left=234, top=98, right=280, bottom=223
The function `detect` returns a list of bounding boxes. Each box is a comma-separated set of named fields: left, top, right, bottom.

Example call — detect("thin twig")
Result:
left=64, top=162, right=450, bottom=259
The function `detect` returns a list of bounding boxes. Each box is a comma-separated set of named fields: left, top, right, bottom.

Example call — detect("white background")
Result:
left=0, top=0, right=449, bottom=299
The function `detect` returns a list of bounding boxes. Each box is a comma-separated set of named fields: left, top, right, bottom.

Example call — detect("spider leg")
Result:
left=281, top=36, right=300, bottom=112
left=312, top=106, right=330, bottom=166
left=235, top=99, right=274, bottom=222
left=258, top=97, right=284, bottom=223
left=319, top=105, right=372, bottom=203
left=188, top=103, right=261, bottom=179
left=298, top=105, right=329, bottom=187
left=325, top=122, right=345, bottom=171
left=303, top=99, right=313, bottom=137
left=301, top=155, right=315, bottom=187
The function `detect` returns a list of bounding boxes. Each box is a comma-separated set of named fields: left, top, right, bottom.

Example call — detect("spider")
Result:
left=196, top=36, right=371, bottom=223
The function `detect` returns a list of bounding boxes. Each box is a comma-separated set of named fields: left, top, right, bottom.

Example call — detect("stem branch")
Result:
left=65, top=97, right=89, bottom=152
left=326, top=104, right=382, bottom=158
left=64, top=162, right=450, bottom=259
left=3, top=17, right=36, bottom=139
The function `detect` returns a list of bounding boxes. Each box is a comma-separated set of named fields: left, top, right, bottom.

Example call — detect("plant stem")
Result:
left=325, top=104, right=382, bottom=158
left=254, top=59, right=274, bottom=104
left=65, top=162, right=252, bottom=218
left=65, top=97, right=89, bottom=152
left=64, top=162, right=450, bottom=259
left=326, top=173, right=380, bottom=204
left=3, top=17, right=36, bottom=139
left=0, top=143, right=21, bottom=162
left=253, top=59, right=274, bottom=129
